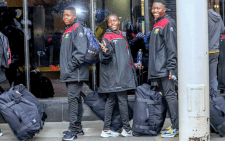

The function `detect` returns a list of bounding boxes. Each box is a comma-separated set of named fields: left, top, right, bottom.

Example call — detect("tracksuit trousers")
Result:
left=157, top=77, right=179, bottom=129
left=66, top=82, right=84, bottom=131
left=103, top=91, right=131, bottom=132
left=209, top=53, right=219, bottom=91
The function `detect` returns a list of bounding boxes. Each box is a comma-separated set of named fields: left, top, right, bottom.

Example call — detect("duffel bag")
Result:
left=13, top=84, right=47, bottom=122
left=132, top=84, right=166, bottom=136
left=210, top=88, right=225, bottom=137
left=0, top=89, right=43, bottom=141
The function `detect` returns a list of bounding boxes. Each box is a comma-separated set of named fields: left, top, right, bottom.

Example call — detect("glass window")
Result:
left=0, top=0, right=178, bottom=96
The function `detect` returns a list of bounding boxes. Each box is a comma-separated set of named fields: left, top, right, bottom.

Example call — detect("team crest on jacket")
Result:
left=79, top=32, right=83, bottom=37
left=65, top=33, right=69, bottom=38
left=154, top=28, right=159, bottom=34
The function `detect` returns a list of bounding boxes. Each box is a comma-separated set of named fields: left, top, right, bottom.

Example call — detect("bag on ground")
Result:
left=210, top=88, right=225, bottom=137
left=12, top=84, right=47, bottom=122
left=14, top=70, right=55, bottom=98
left=132, top=83, right=166, bottom=136
left=0, top=88, right=43, bottom=141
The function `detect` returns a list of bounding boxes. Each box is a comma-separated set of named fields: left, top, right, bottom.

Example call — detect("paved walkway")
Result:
left=0, top=119, right=224, bottom=141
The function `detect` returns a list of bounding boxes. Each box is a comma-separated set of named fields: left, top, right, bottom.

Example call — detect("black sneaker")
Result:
left=63, top=128, right=84, bottom=135
left=62, top=130, right=77, bottom=141
left=76, top=128, right=84, bottom=135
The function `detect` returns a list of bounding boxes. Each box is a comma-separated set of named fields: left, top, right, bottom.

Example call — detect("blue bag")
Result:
left=72, top=25, right=100, bottom=64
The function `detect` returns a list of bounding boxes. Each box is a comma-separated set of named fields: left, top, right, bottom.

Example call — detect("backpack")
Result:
left=14, top=70, right=55, bottom=98
left=72, top=24, right=100, bottom=64
left=30, top=71, right=54, bottom=98
left=0, top=88, right=43, bottom=141
left=132, top=84, right=166, bottom=136
left=210, top=88, right=225, bottom=137
left=0, top=32, right=11, bottom=68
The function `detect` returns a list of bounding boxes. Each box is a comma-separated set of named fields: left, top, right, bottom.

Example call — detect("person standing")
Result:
left=98, top=14, right=137, bottom=137
left=0, top=31, right=11, bottom=137
left=60, top=7, right=89, bottom=141
left=148, top=0, right=178, bottom=138
left=208, top=0, right=224, bottom=91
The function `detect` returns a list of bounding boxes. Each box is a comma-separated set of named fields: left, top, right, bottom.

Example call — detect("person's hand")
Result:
left=134, top=63, right=144, bottom=69
left=134, top=63, right=139, bottom=68
left=99, top=40, right=108, bottom=53
left=169, top=72, right=172, bottom=79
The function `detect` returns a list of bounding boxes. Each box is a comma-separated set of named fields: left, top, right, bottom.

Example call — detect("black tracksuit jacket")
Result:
left=0, top=32, right=8, bottom=82
left=98, top=29, right=137, bottom=93
left=148, top=13, right=177, bottom=79
left=60, top=19, right=89, bottom=82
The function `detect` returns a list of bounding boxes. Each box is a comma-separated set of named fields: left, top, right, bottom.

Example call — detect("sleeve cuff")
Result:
left=169, top=70, right=175, bottom=76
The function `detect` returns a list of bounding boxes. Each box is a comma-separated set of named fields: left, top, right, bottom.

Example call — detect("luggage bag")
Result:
left=0, top=88, right=43, bottom=141
left=132, top=84, right=166, bottom=136
left=210, top=88, right=225, bottom=137
left=12, top=84, right=47, bottom=122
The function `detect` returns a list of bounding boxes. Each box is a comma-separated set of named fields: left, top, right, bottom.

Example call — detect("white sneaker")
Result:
left=161, top=128, right=179, bottom=138
left=100, top=130, right=119, bottom=138
left=121, top=129, right=133, bottom=137
left=0, top=129, right=3, bottom=136
left=161, top=126, right=171, bottom=134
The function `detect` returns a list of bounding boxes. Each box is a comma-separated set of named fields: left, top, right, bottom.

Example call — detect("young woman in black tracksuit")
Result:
left=99, top=14, right=137, bottom=137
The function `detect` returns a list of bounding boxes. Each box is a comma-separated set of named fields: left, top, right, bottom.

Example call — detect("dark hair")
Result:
left=208, top=0, right=210, bottom=3
left=64, top=6, right=76, bottom=15
left=107, top=13, right=119, bottom=21
left=105, top=13, right=119, bottom=29
left=154, top=0, right=166, bottom=7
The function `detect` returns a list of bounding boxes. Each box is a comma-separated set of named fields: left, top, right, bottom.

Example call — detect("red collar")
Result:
left=155, top=12, right=165, bottom=20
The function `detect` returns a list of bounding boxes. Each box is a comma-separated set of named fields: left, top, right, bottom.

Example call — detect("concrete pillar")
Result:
left=176, top=0, right=210, bottom=141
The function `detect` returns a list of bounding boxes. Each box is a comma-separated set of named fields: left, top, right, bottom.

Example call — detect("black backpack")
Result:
left=0, top=88, right=43, bottom=141
left=132, top=84, right=166, bottom=136
left=210, top=88, right=225, bottom=137
left=14, top=70, right=55, bottom=98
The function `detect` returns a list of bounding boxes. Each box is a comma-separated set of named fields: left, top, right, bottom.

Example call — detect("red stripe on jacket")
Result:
left=153, top=18, right=169, bottom=29
left=103, top=31, right=133, bottom=67
left=222, top=35, right=225, bottom=39
left=63, top=23, right=79, bottom=34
